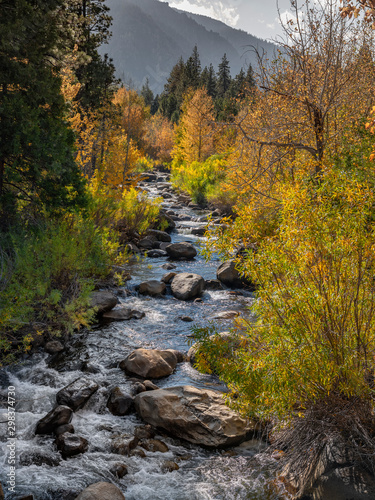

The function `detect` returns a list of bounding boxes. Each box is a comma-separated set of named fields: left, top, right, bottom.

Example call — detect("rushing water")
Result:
left=0, top=174, right=281, bottom=500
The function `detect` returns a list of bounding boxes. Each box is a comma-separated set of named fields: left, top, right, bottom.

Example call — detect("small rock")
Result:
left=110, top=463, right=128, bottom=479
left=56, top=378, right=99, bottom=411
left=56, top=432, right=89, bottom=459
left=102, top=308, right=145, bottom=321
left=55, top=424, right=74, bottom=436
left=44, top=341, right=64, bottom=354
left=176, top=453, right=193, bottom=462
left=139, top=280, right=166, bottom=296
left=217, top=260, right=255, bottom=289
left=140, top=439, right=169, bottom=453
left=35, top=405, right=73, bottom=435
left=147, top=229, right=172, bottom=242
left=107, top=387, right=134, bottom=416
left=179, top=316, right=193, bottom=322
left=147, top=249, right=168, bottom=258
left=134, top=425, right=155, bottom=440
left=211, top=310, right=240, bottom=320
left=19, top=451, right=61, bottom=467
left=204, top=279, right=224, bottom=291
left=191, top=227, right=206, bottom=236
left=194, top=298, right=202, bottom=303
left=161, top=263, right=177, bottom=270
left=75, top=482, right=125, bottom=500
left=131, top=382, right=147, bottom=395
left=111, top=436, right=138, bottom=456
left=126, top=242, right=141, bottom=254
left=165, top=242, right=197, bottom=260
left=138, top=236, right=158, bottom=250
left=162, top=460, right=180, bottom=472
left=162, top=272, right=177, bottom=284
left=129, top=448, right=146, bottom=458
left=144, top=380, right=159, bottom=391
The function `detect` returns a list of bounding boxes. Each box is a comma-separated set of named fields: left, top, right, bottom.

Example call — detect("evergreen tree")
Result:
left=141, top=78, right=154, bottom=108
left=201, top=64, right=217, bottom=99
left=216, top=53, right=231, bottom=98
left=0, top=0, right=86, bottom=225
left=185, top=45, right=201, bottom=89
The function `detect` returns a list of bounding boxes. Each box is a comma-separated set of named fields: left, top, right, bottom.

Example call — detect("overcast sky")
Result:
left=169, top=0, right=292, bottom=41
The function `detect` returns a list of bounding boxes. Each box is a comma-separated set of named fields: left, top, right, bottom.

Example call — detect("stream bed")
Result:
left=0, top=174, right=281, bottom=500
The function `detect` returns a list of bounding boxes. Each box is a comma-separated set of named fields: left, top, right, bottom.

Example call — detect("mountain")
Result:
left=101, top=0, right=276, bottom=94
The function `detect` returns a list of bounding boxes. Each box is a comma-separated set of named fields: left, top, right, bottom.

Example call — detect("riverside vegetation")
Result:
left=2, top=0, right=375, bottom=498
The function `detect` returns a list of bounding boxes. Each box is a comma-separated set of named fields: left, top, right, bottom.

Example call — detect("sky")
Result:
left=168, top=0, right=292, bottom=41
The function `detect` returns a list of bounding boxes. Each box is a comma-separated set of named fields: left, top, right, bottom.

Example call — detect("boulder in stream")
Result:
left=120, top=348, right=177, bottom=379
left=35, top=405, right=73, bottom=435
left=147, top=229, right=172, bottom=242
left=102, top=307, right=145, bottom=321
left=165, top=242, right=197, bottom=260
left=191, top=227, right=206, bottom=236
left=171, top=273, right=205, bottom=301
left=134, top=385, right=254, bottom=448
left=107, top=387, right=134, bottom=416
left=44, top=340, right=64, bottom=354
left=217, top=260, right=255, bottom=289
left=89, top=291, right=118, bottom=315
left=56, top=432, right=88, bottom=459
left=56, top=377, right=99, bottom=411
left=138, top=280, right=166, bottom=296
left=75, top=482, right=125, bottom=500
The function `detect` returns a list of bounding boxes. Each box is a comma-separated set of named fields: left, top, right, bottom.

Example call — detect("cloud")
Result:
left=169, top=0, right=240, bottom=27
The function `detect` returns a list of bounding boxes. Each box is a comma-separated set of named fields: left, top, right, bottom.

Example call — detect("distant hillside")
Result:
left=101, top=0, right=276, bottom=94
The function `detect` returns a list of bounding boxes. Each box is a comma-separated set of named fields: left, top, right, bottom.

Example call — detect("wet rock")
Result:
left=191, top=227, right=206, bottom=236
left=165, top=242, right=197, bottom=260
left=147, top=229, right=172, bottom=242
left=161, top=263, right=176, bottom=270
left=210, top=310, right=240, bottom=320
left=55, top=423, right=74, bottom=436
left=35, top=405, right=73, bottom=435
left=171, top=273, right=205, bottom=301
left=102, top=307, right=145, bottom=321
left=110, top=462, right=128, bottom=479
left=131, top=381, right=147, bottom=395
left=90, top=291, right=118, bottom=315
left=134, top=425, right=155, bottom=440
left=75, top=482, right=125, bottom=500
left=140, top=438, right=169, bottom=453
left=217, top=260, right=255, bottom=289
left=135, top=385, right=254, bottom=448
left=107, top=387, right=134, bottom=416
left=56, top=378, right=99, bottom=411
left=162, top=272, right=177, bottom=284
left=142, top=172, right=157, bottom=182
left=139, top=280, right=166, bottom=296
left=147, top=249, right=168, bottom=258
left=56, top=432, right=89, bottom=459
left=165, top=349, right=185, bottom=363
left=19, top=451, right=61, bottom=467
left=144, top=380, right=159, bottom=391
left=17, top=496, right=33, bottom=500
left=179, top=316, right=193, bottom=322
left=194, top=298, right=203, bottom=303
left=44, top=341, right=64, bottom=354
left=204, top=279, right=224, bottom=291
left=111, top=435, right=138, bottom=456
left=129, top=448, right=146, bottom=458
left=120, top=349, right=177, bottom=379
left=126, top=242, right=141, bottom=254
left=162, top=460, right=180, bottom=472
left=162, top=192, right=173, bottom=199
left=138, top=236, right=159, bottom=250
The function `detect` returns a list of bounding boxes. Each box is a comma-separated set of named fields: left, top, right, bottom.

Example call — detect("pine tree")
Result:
left=0, top=0, right=86, bottom=225
left=201, top=64, right=217, bottom=99
left=185, top=45, right=201, bottom=89
left=141, top=78, right=154, bottom=108
left=216, top=53, right=231, bottom=98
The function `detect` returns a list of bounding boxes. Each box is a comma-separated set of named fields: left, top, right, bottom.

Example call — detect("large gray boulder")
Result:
left=120, top=349, right=177, bottom=379
left=134, top=385, right=253, bottom=448
left=56, top=378, right=99, bottom=411
left=216, top=260, right=255, bottom=289
left=147, top=229, right=171, bottom=242
left=165, top=242, right=197, bottom=260
left=171, top=273, right=205, bottom=301
left=89, top=291, right=118, bottom=315
left=75, top=482, right=125, bottom=500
